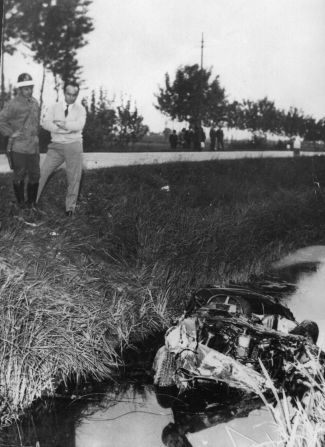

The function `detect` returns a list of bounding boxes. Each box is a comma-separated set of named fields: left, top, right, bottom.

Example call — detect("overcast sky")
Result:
left=4, top=0, right=325, bottom=132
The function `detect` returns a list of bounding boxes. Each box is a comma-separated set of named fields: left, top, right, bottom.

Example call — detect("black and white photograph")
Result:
left=0, top=0, right=325, bottom=446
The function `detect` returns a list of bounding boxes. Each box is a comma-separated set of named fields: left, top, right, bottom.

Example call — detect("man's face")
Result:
left=64, top=85, right=79, bottom=105
left=19, top=86, right=33, bottom=99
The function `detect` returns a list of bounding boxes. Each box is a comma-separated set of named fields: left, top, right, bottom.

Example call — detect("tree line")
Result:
left=155, top=64, right=325, bottom=141
left=1, top=1, right=324, bottom=149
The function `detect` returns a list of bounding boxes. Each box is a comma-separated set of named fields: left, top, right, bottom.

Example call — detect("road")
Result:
left=0, top=150, right=322, bottom=174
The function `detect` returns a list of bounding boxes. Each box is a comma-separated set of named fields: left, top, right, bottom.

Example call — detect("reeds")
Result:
left=252, top=358, right=325, bottom=447
left=0, top=256, right=169, bottom=424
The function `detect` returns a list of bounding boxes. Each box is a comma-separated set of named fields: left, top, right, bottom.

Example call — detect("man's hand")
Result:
left=11, top=130, right=22, bottom=138
left=53, top=120, right=68, bottom=131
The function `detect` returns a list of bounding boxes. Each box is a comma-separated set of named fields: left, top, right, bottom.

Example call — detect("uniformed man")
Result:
left=0, top=73, right=40, bottom=207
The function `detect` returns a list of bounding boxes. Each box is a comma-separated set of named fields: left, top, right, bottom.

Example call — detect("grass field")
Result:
left=1, top=156, right=325, bottom=423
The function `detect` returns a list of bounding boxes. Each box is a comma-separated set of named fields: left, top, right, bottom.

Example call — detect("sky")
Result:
left=3, top=0, right=325, bottom=132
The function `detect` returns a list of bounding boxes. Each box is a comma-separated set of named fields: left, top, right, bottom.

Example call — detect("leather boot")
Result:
left=13, top=181, right=25, bottom=205
left=27, top=182, right=39, bottom=208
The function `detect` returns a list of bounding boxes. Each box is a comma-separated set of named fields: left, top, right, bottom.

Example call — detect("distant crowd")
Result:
left=169, top=124, right=224, bottom=151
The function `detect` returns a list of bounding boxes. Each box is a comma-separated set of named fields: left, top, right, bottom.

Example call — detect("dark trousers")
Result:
left=12, top=152, right=40, bottom=184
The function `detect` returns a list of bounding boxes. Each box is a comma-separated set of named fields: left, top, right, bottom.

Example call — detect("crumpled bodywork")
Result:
left=153, top=285, right=323, bottom=396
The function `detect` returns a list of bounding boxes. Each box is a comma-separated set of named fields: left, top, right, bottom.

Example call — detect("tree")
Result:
left=116, top=100, right=149, bottom=146
left=155, top=64, right=227, bottom=127
left=235, top=97, right=281, bottom=135
left=3, top=0, right=94, bottom=108
left=317, top=119, right=325, bottom=142
left=281, top=107, right=306, bottom=137
left=83, top=88, right=117, bottom=152
left=83, top=89, right=149, bottom=152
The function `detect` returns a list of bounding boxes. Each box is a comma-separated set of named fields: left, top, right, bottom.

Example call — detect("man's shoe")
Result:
left=65, top=210, right=73, bottom=217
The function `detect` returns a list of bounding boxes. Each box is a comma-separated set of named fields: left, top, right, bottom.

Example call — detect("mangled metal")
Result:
left=153, top=285, right=324, bottom=397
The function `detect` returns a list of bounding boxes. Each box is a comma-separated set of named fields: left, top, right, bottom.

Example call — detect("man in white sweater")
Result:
left=37, top=81, right=86, bottom=216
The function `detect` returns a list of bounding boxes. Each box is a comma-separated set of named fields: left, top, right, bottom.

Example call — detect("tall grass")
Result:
left=252, top=358, right=325, bottom=447
left=0, top=156, right=325, bottom=423
left=0, top=255, right=170, bottom=424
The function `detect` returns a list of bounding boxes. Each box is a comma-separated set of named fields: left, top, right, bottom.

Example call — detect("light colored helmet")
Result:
left=16, top=73, right=34, bottom=88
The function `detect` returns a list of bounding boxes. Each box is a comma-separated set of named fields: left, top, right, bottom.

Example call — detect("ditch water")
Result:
left=2, top=245, right=325, bottom=447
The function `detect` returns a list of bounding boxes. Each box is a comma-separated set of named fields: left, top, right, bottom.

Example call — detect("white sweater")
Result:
left=41, top=101, right=86, bottom=144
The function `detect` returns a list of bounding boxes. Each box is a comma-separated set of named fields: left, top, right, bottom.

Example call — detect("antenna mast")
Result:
left=200, top=33, right=204, bottom=70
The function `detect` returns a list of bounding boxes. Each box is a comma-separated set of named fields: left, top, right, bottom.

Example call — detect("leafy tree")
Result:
left=317, top=119, right=325, bottom=142
left=83, top=89, right=117, bottom=152
left=226, top=100, right=244, bottom=129
left=116, top=101, right=149, bottom=146
left=281, top=107, right=306, bottom=137
left=1, top=0, right=18, bottom=56
left=3, top=0, right=94, bottom=108
left=236, top=97, right=281, bottom=134
left=155, top=64, right=227, bottom=126
left=83, top=89, right=149, bottom=152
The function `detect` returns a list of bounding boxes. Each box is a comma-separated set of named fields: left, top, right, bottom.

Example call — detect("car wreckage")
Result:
left=153, top=284, right=323, bottom=399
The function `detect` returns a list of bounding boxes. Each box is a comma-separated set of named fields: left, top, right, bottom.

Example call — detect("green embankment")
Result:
left=0, top=156, right=325, bottom=423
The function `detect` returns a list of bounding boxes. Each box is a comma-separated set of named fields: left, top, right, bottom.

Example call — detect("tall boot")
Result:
left=13, top=181, right=25, bottom=205
left=27, top=182, right=39, bottom=208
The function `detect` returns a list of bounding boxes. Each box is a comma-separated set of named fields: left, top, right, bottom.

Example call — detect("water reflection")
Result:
left=275, top=245, right=325, bottom=349
left=0, top=382, right=275, bottom=447
left=73, top=384, right=274, bottom=447
left=75, top=385, right=173, bottom=447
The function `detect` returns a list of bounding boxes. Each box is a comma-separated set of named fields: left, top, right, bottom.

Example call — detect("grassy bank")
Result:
left=1, top=156, right=325, bottom=423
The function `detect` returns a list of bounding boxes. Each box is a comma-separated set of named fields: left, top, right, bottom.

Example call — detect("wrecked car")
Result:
left=153, top=284, right=322, bottom=398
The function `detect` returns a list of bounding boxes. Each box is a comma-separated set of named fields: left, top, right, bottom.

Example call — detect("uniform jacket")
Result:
left=0, top=95, right=39, bottom=154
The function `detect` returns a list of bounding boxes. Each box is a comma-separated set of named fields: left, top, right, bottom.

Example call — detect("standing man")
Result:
left=169, top=130, right=178, bottom=150
left=216, top=125, right=224, bottom=151
left=36, top=81, right=86, bottom=216
left=0, top=73, right=40, bottom=208
left=209, top=125, right=216, bottom=151
left=293, top=134, right=303, bottom=156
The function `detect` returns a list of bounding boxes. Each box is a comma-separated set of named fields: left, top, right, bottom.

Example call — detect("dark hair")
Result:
left=63, top=80, right=80, bottom=92
left=17, top=73, right=33, bottom=82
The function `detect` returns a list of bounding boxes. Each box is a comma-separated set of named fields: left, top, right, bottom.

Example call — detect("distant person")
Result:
left=193, top=125, right=205, bottom=151
left=192, top=125, right=201, bottom=151
left=36, top=80, right=86, bottom=216
left=0, top=73, right=40, bottom=208
left=209, top=125, right=216, bottom=151
left=199, top=126, right=206, bottom=150
left=179, top=128, right=186, bottom=149
left=293, top=135, right=303, bottom=154
left=169, top=130, right=178, bottom=149
left=216, top=126, right=224, bottom=150
left=184, top=128, right=193, bottom=150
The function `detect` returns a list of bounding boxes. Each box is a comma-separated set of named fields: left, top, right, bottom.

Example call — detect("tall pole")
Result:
left=201, top=33, right=204, bottom=70
left=198, top=33, right=204, bottom=129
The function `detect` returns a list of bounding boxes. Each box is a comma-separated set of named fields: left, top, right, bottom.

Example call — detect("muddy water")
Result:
left=1, top=245, right=325, bottom=447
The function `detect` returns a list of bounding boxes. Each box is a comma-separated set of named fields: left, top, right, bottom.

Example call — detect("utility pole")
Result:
left=197, top=33, right=204, bottom=130
left=200, top=33, right=204, bottom=70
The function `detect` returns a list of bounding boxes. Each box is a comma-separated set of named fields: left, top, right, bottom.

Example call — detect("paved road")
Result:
left=0, top=150, right=321, bottom=174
